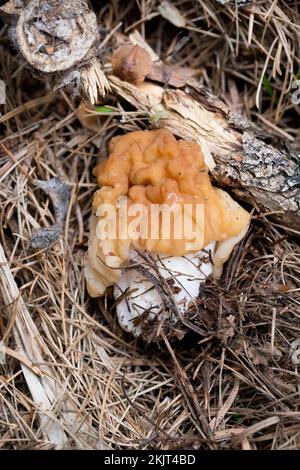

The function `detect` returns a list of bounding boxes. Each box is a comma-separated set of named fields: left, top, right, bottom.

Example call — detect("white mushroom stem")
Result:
left=114, top=242, right=215, bottom=336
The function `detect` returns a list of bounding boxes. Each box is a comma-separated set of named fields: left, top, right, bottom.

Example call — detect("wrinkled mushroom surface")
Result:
left=85, top=129, right=250, bottom=299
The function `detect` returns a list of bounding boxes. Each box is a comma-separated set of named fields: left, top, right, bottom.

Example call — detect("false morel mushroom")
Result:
left=85, top=129, right=250, bottom=336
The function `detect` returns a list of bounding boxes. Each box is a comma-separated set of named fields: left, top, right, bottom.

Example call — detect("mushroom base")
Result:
left=114, top=242, right=215, bottom=337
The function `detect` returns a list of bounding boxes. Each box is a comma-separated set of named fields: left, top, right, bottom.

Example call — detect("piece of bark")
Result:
left=109, top=75, right=300, bottom=229
left=31, top=177, right=70, bottom=250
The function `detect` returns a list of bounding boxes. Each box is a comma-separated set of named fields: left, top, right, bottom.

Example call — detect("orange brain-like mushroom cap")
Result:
left=85, top=129, right=250, bottom=297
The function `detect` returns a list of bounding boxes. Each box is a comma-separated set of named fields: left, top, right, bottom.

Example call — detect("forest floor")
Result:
left=0, top=0, right=300, bottom=450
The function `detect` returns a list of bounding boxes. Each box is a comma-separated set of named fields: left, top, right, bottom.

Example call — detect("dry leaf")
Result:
left=77, top=101, right=103, bottom=133
left=147, top=63, right=195, bottom=88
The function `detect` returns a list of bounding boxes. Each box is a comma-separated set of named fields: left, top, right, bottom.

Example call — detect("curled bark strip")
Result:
left=35, top=177, right=70, bottom=225
left=16, top=0, right=99, bottom=73
left=31, top=177, right=70, bottom=250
